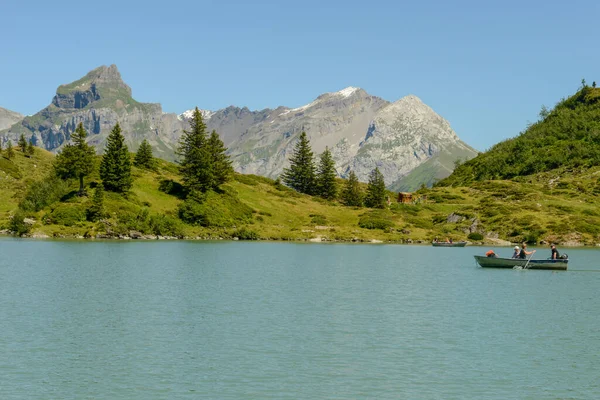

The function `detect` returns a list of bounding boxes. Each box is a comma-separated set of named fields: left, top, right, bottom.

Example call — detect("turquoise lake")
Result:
left=1, top=238, right=599, bottom=399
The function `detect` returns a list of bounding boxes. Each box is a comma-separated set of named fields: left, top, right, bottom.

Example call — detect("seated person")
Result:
left=512, top=246, right=520, bottom=258
left=485, top=250, right=497, bottom=258
left=550, top=244, right=560, bottom=260
left=519, top=243, right=535, bottom=259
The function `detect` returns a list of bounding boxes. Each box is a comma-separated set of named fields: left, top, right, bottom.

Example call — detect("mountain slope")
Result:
left=0, top=107, right=23, bottom=131
left=439, top=85, right=600, bottom=186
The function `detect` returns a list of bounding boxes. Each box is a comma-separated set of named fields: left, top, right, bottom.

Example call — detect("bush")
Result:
left=19, top=176, right=70, bottom=212
left=310, top=214, right=327, bottom=225
left=46, top=204, right=87, bottom=226
left=10, top=209, right=31, bottom=236
left=115, top=208, right=151, bottom=233
left=158, top=179, right=185, bottom=197
left=467, top=232, right=484, bottom=241
left=149, top=214, right=183, bottom=237
left=232, top=227, right=259, bottom=240
left=178, top=189, right=253, bottom=227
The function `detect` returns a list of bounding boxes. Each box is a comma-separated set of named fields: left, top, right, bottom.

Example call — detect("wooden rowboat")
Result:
left=474, top=255, right=568, bottom=271
left=432, top=241, right=467, bottom=247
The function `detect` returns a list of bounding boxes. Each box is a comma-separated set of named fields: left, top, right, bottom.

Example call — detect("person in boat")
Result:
left=550, top=244, right=560, bottom=260
left=512, top=246, right=520, bottom=259
left=519, top=242, right=535, bottom=259
left=485, top=250, right=497, bottom=258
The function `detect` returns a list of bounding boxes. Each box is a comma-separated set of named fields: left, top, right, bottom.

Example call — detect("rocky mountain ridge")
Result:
left=1, top=65, right=477, bottom=189
left=0, top=107, right=24, bottom=131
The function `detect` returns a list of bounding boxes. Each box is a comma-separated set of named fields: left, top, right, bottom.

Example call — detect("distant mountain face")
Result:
left=189, top=88, right=477, bottom=189
left=0, top=107, right=23, bottom=131
left=1, top=65, right=477, bottom=189
left=0, top=65, right=184, bottom=158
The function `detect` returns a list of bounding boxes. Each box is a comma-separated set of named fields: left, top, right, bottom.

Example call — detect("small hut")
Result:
left=397, top=192, right=413, bottom=204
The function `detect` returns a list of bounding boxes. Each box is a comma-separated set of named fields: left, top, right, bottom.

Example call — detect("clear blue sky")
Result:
left=2, top=0, right=599, bottom=150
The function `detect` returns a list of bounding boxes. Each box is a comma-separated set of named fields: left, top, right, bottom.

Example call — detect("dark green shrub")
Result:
left=47, top=204, right=87, bottom=226
left=19, top=176, right=70, bottom=212
left=149, top=214, right=183, bottom=237
left=232, top=227, right=259, bottom=240
left=468, top=232, right=484, bottom=241
left=158, top=179, right=185, bottom=197
left=310, top=214, right=327, bottom=225
left=359, top=218, right=394, bottom=230
left=10, top=209, right=31, bottom=236
left=178, top=190, right=253, bottom=227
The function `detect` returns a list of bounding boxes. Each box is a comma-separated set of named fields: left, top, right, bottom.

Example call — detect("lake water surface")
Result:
left=1, top=238, right=599, bottom=399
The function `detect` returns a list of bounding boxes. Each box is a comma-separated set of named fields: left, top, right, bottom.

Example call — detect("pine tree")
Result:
left=315, top=147, right=337, bottom=199
left=364, top=167, right=387, bottom=208
left=26, top=141, right=35, bottom=157
left=100, top=122, right=132, bottom=192
left=134, top=139, right=155, bottom=170
left=207, top=130, right=233, bottom=188
left=87, top=183, right=105, bottom=221
left=341, top=170, right=363, bottom=207
left=53, top=123, right=96, bottom=195
left=281, top=132, right=316, bottom=194
left=177, top=107, right=213, bottom=193
left=6, top=140, right=14, bottom=160
left=0, top=140, right=3, bottom=155
left=18, top=134, right=27, bottom=152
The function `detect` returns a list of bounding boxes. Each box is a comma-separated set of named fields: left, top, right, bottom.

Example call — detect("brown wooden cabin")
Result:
left=397, top=192, right=413, bottom=204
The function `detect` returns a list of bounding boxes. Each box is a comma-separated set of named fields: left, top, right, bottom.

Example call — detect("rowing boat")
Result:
left=432, top=241, right=467, bottom=247
left=474, top=255, right=568, bottom=271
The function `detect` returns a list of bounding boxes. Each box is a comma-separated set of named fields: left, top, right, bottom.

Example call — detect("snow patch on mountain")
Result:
left=178, top=109, right=214, bottom=121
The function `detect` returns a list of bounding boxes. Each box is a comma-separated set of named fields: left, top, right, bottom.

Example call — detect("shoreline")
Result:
left=0, top=232, right=597, bottom=247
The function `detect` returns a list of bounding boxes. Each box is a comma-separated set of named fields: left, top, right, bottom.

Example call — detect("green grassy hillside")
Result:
left=441, top=85, right=600, bottom=186
left=3, top=132, right=600, bottom=245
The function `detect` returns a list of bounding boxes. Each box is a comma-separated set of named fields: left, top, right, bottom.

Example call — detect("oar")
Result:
left=524, top=250, right=536, bottom=269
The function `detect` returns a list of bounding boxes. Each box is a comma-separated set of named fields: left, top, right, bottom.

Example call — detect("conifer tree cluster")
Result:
left=342, top=171, right=363, bottom=206
left=100, top=122, right=132, bottom=193
left=364, top=167, right=387, bottom=208
left=281, top=132, right=339, bottom=198
left=178, top=107, right=233, bottom=193
left=134, top=139, right=154, bottom=170
left=53, top=123, right=95, bottom=195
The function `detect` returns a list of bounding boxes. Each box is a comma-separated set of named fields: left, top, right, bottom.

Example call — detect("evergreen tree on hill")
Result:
left=207, top=130, right=233, bottom=188
left=364, top=167, right=387, bottom=209
left=281, top=132, right=316, bottom=195
left=100, top=122, right=132, bottom=192
left=26, top=141, right=35, bottom=157
left=6, top=140, right=14, bottom=160
left=53, top=123, right=95, bottom=195
left=134, top=139, right=155, bottom=170
left=87, top=183, right=106, bottom=221
left=178, top=107, right=213, bottom=193
left=341, top=170, right=363, bottom=207
left=316, top=147, right=337, bottom=200
left=18, top=134, right=27, bottom=153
